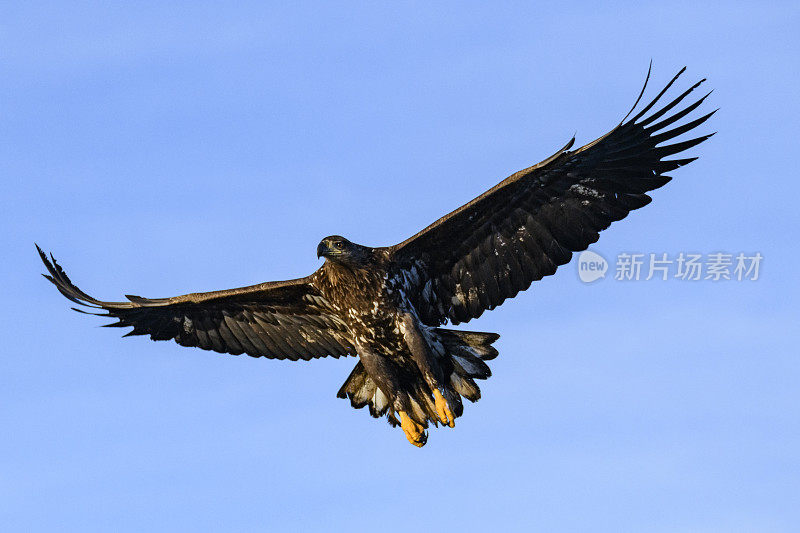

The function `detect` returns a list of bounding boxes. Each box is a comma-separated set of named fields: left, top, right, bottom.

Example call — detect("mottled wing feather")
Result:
left=389, top=67, right=715, bottom=326
left=38, top=246, right=355, bottom=360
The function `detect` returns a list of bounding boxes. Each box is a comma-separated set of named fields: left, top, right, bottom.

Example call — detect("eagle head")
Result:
left=317, top=235, right=371, bottom=266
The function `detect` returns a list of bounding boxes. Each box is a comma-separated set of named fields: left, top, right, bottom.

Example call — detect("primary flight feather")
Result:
left=39, top=66, right=714, bottom=446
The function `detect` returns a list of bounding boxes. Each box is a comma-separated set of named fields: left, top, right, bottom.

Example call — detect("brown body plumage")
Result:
left=38, top=66, right=714, bottom=446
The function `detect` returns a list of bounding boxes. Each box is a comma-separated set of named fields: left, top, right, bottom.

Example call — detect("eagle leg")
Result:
left=399, top=313, right=454, bottom=429
left=432, top=389, right=455, bottom=428
left=398, top=411, right=427, bottom=447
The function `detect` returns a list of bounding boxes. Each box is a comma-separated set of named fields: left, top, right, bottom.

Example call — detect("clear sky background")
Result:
left=2, top=2, right=798, bottom=531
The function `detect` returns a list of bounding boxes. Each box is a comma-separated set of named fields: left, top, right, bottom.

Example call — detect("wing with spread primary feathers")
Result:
left=388, top=67, right=715, bottom=326
left=37, top=246, right=355, bottom=360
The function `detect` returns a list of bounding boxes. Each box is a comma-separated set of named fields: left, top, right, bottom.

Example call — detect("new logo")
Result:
left=577, top=250, right=608, bottom=283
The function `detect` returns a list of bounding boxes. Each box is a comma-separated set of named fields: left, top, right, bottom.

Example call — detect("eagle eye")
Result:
left=334, top=241, right=344, bottom=249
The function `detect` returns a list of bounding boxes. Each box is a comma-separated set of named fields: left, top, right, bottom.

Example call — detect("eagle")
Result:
left=38, top=67, right=714, bottom=447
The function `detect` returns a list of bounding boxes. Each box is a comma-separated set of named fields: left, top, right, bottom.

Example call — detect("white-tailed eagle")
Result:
left=38, top=67, right=714, bottom=446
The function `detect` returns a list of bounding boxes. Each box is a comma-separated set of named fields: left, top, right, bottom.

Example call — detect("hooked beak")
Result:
left=317, top=242, right=327, bottom=259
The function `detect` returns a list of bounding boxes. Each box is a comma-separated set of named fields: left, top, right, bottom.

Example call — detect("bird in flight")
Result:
left=39, top=66, right=714, bottom=447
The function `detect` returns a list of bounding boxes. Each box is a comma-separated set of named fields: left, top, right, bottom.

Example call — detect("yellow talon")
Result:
left=398, top=411, right=427, bottom=447
left=433, top=389, right=455, bottom=428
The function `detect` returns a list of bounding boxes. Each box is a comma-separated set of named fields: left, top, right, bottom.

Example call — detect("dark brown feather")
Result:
left=36, top=245, right=356, bottom=360
left=388, top=68, right=714, bottom=326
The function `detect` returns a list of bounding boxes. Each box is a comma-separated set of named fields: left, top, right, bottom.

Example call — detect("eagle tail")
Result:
left=435, top=328, right=499, bottom=405
left=336, top=329, right=500, bottom=428
left=336, top=361, right=393, bottom=420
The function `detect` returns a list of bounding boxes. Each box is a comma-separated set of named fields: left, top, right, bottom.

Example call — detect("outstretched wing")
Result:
left=37, top=246, right=355, bottom=360
left=389, top=67, right=715, bottom=326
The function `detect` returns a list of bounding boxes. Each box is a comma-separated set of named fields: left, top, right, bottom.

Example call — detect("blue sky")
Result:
left=2, top=2, right=798, bottom=531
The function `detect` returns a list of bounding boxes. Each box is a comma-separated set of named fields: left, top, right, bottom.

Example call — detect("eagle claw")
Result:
left=432, top=389, right=455, bottom=428
left=398, top=411, right=427, bottom=447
